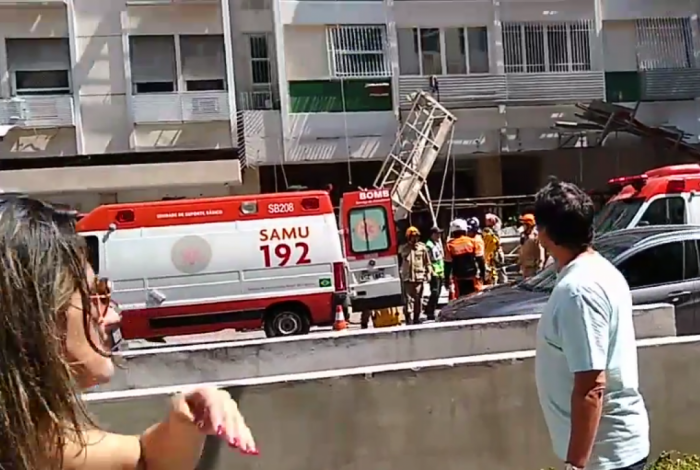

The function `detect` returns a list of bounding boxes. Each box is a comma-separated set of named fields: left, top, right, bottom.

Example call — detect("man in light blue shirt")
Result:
left=533, top=179, right=649, bottom=470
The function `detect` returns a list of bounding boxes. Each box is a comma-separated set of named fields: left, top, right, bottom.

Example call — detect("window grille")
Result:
left=503, top=21, right=592, bottom=73
left=326, top=25, right=391, bottom=78
left=635, top=18, right=695, bottom=69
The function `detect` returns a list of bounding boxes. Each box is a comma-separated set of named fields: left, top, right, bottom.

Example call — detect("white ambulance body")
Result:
left=76, top=191, right=348, bottom=340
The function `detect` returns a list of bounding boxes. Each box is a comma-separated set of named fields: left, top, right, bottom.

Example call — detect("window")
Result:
left=635, top=18, right=694, bottom=69
left=503, top=21, right=591, bottom=73
left=348, top=207, right=390, bottom=254
left=639, top=196, right=686, bottom=226
left=594, top=198, right=644, bottom=234
left=180, top=35, right=226, bottom=91
left=686, top=240, right=700, bottom=279
left=618, top=242, right=684, bottom=288
left=397, top=26, right=489, bottom=75
left=248, top=35, right=272, bottom=86
left=129, top=35, right=177, bottom=93
left=327, top=25, right=390, bottom=77
left=84, top=235, right=100, bottom=273
left=6, top=38, right=71, bottom=96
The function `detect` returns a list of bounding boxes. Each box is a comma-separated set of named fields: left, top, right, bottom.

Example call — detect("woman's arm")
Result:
left=64, top=405, right=203, bottom=470
left=64, top=388, right=255, bottom=470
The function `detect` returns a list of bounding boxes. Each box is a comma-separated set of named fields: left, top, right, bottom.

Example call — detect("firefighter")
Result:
left=518, top=213, right=545, bottom=279
left=466, top=218, right=485, bottom=291
left=444, top=219, right=485, bottom=298
left=424, top=226, right=444, bottom=321
left=399, top=226, right=432, bottom=325
left=483, top=213, right=506, bottom=285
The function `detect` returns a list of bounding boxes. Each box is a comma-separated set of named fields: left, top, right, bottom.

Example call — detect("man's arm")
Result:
left=475, top=255, right=486, bottom=282
left=559, top=292, right=610, bottom=468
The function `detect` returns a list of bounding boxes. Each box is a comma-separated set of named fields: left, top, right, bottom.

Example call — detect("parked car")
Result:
left=437, top=225, right=700, bottom=336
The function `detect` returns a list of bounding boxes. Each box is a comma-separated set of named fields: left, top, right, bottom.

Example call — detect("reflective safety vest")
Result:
left=426, top=239, right=445, bottom=277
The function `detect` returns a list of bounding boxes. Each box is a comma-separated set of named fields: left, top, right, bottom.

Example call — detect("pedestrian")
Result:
left=483, top=213, right=507, bottom=284
left=518, top=213, right=545, bottom=278
left=444, top=218, right=485, bottom=298
left=399, top=226, right=432, bottom=324
left=424, top=226, right=445, bottom=320
left=533, top=178, right=649, bottom=470
left=0, top=196, right=257, bottom=470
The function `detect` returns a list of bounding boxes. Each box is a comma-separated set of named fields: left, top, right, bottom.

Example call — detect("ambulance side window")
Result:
left=83, top=235, right=100, bottom=273
left=348, top=207, right=390, bottom=254
left=639, top=196, right=685, bottom=226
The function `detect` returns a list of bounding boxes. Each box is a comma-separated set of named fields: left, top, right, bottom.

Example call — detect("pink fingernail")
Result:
left=229, top=438, right=240, bottom=448
left=216, top=426, right=224, bottom=436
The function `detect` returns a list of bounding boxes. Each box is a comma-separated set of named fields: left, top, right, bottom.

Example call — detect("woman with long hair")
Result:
left=0, top=196, right=256, bottom=470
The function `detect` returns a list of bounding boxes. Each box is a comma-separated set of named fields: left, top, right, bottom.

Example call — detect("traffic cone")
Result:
left=333, top=304, right=348, bottom=331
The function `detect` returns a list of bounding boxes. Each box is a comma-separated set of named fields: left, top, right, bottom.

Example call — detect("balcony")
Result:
left=131, top=91, right=230, bottom=124
left=504, top=72, right=605, bottom=104
left=0, top=96, right=74, bottom=128
left=399, top=75, right=507, bottom=109
left=606, top=69, right=700, bottom=103
left=398, top=72, right=605, bottom=108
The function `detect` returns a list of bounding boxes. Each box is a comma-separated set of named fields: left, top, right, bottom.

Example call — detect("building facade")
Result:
left=0, top=0, right=698, bottom=210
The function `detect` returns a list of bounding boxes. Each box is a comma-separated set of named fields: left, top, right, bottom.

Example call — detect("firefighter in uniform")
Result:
left=424, top=226, right=444, bottom=321
left=466, top=218, right=485, bottom=291
left=483, top=213, right=506, bottom=285
left=399, top=226, right=432, bottom=324
left=444, top=219, right=485, bottom=298
left=518, top=213, right=545, bottom=279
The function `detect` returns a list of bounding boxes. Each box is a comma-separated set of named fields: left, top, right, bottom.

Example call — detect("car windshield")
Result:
left=593, top=198, right=644, bottom=234
left=518, top=236, right=639, bottom=293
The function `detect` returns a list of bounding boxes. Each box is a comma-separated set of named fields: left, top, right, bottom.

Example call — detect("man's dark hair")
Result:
left=534, top=177, right=595, bottom=250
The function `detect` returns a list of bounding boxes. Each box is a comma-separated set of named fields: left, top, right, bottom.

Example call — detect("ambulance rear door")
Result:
left=340, top=190, right=403, bottom=311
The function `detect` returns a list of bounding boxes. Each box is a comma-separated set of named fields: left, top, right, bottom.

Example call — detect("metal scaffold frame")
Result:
left=373, top=90, right=457, bottom=224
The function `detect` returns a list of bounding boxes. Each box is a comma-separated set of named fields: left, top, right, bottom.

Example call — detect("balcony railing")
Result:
left=399, top=75, right=507, bottom=108
left=238, top=90, right=281, bottom=111
left=132, top=91, right=230, bottom=124
left=398, top=71, right=605, bottom=108
left=0, top=95, right=74, bottom=128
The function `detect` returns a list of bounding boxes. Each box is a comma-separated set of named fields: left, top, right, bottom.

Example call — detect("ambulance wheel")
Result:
left=264, top=305, right=311, bottom=338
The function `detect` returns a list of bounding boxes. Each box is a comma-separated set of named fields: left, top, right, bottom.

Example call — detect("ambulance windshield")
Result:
left=349, top=207, right=390, bottom=254
left=594, top=198, right=644, bottom=234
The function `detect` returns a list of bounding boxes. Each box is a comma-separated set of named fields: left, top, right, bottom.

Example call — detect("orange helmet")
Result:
left=519, top=214, right=536, bottom=226
left=406, top=226, right=420, bottom=237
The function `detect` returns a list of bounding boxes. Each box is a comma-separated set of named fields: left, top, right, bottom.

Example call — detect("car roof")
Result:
left=594, top=225, right=700, bottom=253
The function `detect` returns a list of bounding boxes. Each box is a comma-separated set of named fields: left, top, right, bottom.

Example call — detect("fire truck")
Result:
left=594, top=164, right=700, bottom=234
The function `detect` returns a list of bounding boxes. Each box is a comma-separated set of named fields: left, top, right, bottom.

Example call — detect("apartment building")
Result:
left=0, top=0, right=697, bottom=210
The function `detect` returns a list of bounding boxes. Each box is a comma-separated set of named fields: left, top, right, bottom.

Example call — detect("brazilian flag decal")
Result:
left=319, top=278, right=332, bottom=288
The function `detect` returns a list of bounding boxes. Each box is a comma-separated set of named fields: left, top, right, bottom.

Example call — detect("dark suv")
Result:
left=438, top=226, right=700, bottom=335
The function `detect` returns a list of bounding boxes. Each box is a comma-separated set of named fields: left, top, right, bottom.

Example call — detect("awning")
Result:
left=0, top=160, right=242, bottom=194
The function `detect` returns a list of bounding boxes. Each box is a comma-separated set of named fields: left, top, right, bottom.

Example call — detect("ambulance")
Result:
left=76, top=191, right=349, bottom=340
left=595, top=164, right=700, bottom=233
left=338, top=188, right=402, bottom=312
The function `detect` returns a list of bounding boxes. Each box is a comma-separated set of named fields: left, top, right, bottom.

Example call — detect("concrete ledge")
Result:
left=100, top=303, right=676, bottom=392
left=88, top=335, right=700, bottom=470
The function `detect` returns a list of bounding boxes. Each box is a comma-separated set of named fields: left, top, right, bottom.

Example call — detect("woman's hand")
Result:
left=171, top=387, right=258, bottom=455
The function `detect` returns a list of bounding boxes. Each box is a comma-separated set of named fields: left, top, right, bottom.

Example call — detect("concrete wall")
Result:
left=88, top=336, right=700, bottom=470
left=100, top=303, right=675, bottom=391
